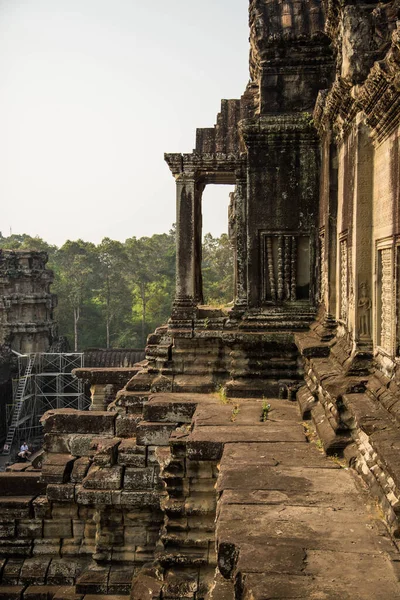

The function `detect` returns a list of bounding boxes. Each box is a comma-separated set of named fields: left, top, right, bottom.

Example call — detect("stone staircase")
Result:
left=225, top=336, right=303, bottom=398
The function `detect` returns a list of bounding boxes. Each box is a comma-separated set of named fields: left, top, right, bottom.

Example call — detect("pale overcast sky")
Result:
left=0, top=0, right=249, bottom=246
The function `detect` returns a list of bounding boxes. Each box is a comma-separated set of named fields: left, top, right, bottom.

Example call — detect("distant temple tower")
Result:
left=0, top=250, right=56, bottom=353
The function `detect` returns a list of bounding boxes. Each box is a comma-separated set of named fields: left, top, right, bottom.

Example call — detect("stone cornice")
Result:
left=240, top=114, right=320, bottom=146
left=164, top=152, right=245, bottom=178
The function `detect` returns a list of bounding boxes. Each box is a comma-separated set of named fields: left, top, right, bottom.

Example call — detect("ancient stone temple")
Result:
left=0, top=250, right=56, bottom=353
left=1, top=1, right=400, bottom=599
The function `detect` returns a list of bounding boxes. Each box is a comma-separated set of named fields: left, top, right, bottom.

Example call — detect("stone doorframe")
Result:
left=165, top=153, right=246, bottom=321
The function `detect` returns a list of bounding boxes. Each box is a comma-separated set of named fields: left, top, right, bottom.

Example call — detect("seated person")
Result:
left=18, top=442, right=31, bottom=459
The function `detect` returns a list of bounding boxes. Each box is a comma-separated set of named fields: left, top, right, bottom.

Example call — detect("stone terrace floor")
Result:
left=197, top=397, right=400, bottom=599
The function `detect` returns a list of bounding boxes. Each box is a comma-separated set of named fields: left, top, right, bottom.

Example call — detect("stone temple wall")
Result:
left=1, top=1, right=400, bottom=599
left=296, top=0, right=400, bottom=546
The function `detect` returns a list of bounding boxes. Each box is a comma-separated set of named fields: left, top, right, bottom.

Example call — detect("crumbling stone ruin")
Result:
left=1, top=0, right=400, bottom=599
left=0, top=250, right=56, bottom=354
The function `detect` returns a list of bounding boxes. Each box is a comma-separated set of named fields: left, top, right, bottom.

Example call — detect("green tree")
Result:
left=96, top=238, right=132, bottom=348
left=54, top=240, right=99, bottom=351
left=125, top=232, right=175, bottom=346
left=0, top=233, right=57, bottom=262
left=202, top=233, right=234, bottom=305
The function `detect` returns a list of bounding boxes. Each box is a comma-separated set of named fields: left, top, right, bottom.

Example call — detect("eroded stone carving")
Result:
left=340, top=239, right=348, bottom=322
left=358, top=281, right=371, bottom=338
left=380, top=248, right=393, bottom=353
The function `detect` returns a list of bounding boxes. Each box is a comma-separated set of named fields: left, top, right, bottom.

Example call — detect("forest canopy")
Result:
left=0, top=230, right=234, bottom=350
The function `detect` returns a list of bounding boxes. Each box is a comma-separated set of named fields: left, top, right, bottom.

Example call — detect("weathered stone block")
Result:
left=76, top=567, right=110, bottom=594
left=41, top=409, right=116, bottom=435
left=108, top=567, right=132, bottom=594
left=0, top=497, right=32, bottom=520
left=71, top=457, right=91, bottom=483
left=47, top=484, right=76, bottom=503
left=52, top=503, right=79, bottom=519
left=136, top=422, right=176, bottom=446
left=144, top=396, right=197, bottom=423
left=118, top=440, right=146, bottom=467
left=82, top=465, right=123, bottom=490
left=120, top=491, right=161, bottom=509
left=17, top=519, right=43, bottom=539
left=0, top=472, right=46, bottom=497
left=47, top=557, right=81, bottom=585
left=75, top=486, right=112, bottom=506
left=32, top=538, right=61, bottom=556
left=124, top=526, right=147, bottom=546
left=0, top=539, right=33, bottom=556
left=72, top=519, right=85, bottom=539
left=124, top=467, right=157, bottom=490
left=19, top=557, right=51, bottom=585
left=24, top=585, right=66, bottom=599
left=33, top=497, right=52, bottom=520
left=43, top=433, right=71, bottom=454
left=131, top=572, right=163, bottom=599
left=0, top=522, right=15, bottom=538
left=92, top=438, right=121, bottom=467
left=61, top=539, right=82, bottom=556
left=115, top=415, right=141, bottom=438
left=41, top=454, right=76, bottom=484
left=2, top=558, right=24, bottom=584
left=43, top=519, right=72, bottom=539
left=69, top=434, right=110, bottom=457
left=0, top=586, right=24, bottom=599
left=53, top=587, right=84, bottom=600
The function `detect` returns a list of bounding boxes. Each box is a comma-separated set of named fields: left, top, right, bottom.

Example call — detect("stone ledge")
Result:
left=41, top=410, right=116, bottom=435
left=72, top=368, right=140, bottom=386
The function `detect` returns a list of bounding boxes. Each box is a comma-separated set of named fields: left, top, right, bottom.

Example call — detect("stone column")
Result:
left=352, top=121, right=373, bottom=351
left=172, top=173, right=203, bottom=320
left=233, top=174, right=248, bottom=310
left=326, top=141, right=338, bottom=318
left=319, top=135, right=338, bottom=327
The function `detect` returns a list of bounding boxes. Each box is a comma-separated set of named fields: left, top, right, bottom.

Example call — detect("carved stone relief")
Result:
left=340, top=239, right=348, bottom=322
left=263, top=234, right=310, bottom=302
left=358, top=281, right=371, bottom=338
left=380, top=248, right=393, bottom=353
left=319, top=230, right=327, bottom=304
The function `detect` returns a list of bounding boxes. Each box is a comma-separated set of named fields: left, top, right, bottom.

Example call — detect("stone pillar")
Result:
left=172, top=173, right=204, bottom=320
left=327, top=141, right=338, bottom=318
left=352, top=122, right=373, bottom=351
left=319, top=134, right=338, bottom=322
left=234, top=174, right=248, bottom=310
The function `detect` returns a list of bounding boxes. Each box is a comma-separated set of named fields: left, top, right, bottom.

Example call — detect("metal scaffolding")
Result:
left=2, top=353, right=89, bottom=455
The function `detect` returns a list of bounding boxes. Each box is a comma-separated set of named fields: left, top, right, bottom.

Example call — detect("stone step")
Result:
left=225, top=379, right=285, bottom=398
left=230, top=368, right=299, bottom=379
left=311, top=403, right=351, bottom=455
left=230, top=357, right=298, bottom=368
left=158, top=546, right=209, bottom=568
left=181, top=366, right=227, bottom=376
left=297, top=385, right=317, bottom=419
left=162, top=529, right=213, bottom=548
left=229, top=350, right=298, bottom=359
left=172, top=376, right=215, bottom=394
left=0, top=472, right=47, bottom=497
left=53, top=587, right=84, bottom=599
left=164, top=495, right=217, bottom=517
left=0, top=586, right=24, bottom=600
left=205, top=573, right=234, bottom=600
